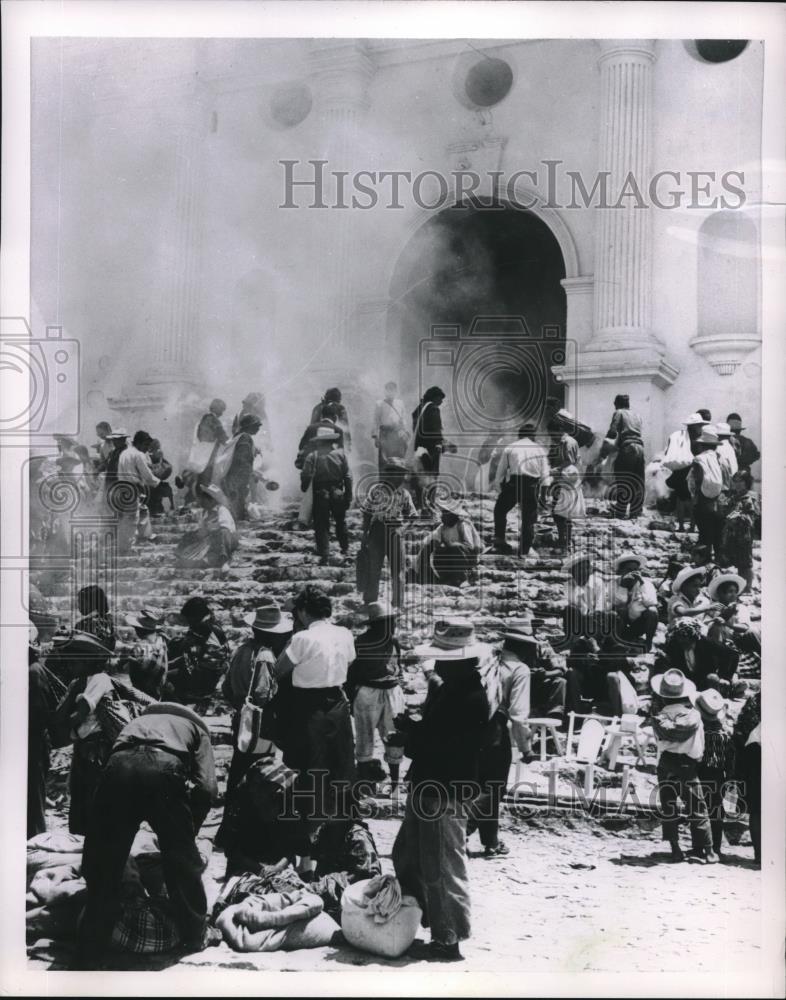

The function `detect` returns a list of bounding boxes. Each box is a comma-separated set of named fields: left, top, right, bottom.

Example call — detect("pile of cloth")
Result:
left=26, top=828, right=213, bottom=956
left=212, top=821, right=384, bottom=953
left=26, top=832, right=87, bottom=944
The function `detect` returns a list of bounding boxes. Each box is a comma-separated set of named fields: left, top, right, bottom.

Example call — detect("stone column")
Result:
left=556, top=40, right=679, bottom=456
left=308, top=40, right=375, bottom=358
left=593, top=40, right=656, bottom=349
left=143, top=124, right=204, bottom=385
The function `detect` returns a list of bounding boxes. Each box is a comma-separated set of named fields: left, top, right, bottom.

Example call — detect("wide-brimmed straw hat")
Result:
left=715, top=422, right=733, bottom=438
left=614, top=553, right=645, bottom=573
left=52, top=630, right=113, bottom=663
left=650, top=668, right=696, bottom=701
left=413, top=617, right=487, bottom=661
left=434, top=495, right=466, bottom=516
left=707, top=573, right=746, bottom=601
left=126, top=607, right=164, bottom=631
left=696, top=427, right=719, bottom=445
left=684, top=412, right=708, bottom=426
left=107, top=428, right=128, bottom=440
left=672, top=566, right=706, bottom=595
left=695, top=688, right=725, bottom=719
left=360, top=601, right=397, bottom=624
left=563, top=552, right=593, bottom=572
left=244, top=597, right=293, bottom=634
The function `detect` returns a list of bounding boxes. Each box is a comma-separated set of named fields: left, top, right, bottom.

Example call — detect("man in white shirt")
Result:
left=562, top=552, right=609, bottom=642
left=275, top=585, right=357, bottom=869
left=492, top=423, right=552, bottom=556
left=613, top=553, right=659, bottom=652
left=116, top=430, right=160, bottom=553
left=372, top=381, right=408, bottom=472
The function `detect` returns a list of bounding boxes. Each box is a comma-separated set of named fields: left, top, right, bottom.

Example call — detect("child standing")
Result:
left=650, top=669, right=717, bottom=864
left=695, top=688, right=735, bottom=859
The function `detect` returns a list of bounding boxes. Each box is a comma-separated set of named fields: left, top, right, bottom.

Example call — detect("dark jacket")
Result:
left=403, top=674, right=489, bottom=796
left=114, top=705, right=218, bottom=807
left=347, top=628, right=401, bottom=693
left=413, top=402, right=443, bottom=458
left=197, top=412, right=228, bottom=445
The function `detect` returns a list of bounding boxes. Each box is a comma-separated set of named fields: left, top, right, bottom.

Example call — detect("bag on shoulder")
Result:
left=663, top=429, right=693, bottom=471
left=237, top=651, right=277, bottom=753
left=699, top=454, right=723, bottom=499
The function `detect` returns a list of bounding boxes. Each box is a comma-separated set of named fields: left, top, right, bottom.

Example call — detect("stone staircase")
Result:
left=33, top=492, right=762, bottom=665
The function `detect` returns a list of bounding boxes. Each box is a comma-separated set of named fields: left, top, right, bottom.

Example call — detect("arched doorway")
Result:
left=387, top=202, right=568, bottom=453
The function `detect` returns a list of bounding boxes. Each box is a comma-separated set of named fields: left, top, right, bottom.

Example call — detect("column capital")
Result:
left=309, top=40, right=376, bottom=112
left=597, top=39, right=657, bottom=64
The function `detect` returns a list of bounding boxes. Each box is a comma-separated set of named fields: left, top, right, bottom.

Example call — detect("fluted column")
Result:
left=142, top=122, right=205, bottom=385
left=308, top=41, right=375, bottom=355
left=593, top=39, right=655, bottom=348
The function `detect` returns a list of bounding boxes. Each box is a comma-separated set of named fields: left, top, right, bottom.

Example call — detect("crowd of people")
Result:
left=26, top=381, right=762, bottom=966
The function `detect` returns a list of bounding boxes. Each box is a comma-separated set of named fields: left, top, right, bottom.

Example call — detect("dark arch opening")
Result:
left=387, top=202, right=567, bottom=446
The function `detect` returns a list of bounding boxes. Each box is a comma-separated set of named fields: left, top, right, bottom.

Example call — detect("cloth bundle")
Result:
left=216, top=890, right=339, bottom=953
left=356, top=873, right=402, bottom=924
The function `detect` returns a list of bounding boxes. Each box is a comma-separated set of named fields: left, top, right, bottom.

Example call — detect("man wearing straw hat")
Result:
left=346, top=601, right=405, bottom=787
left=688, top=424, right=724, bottom=559
left=411, top=494, right=483, bottom=586
left=215, top=598, right=294, bottom=846
left=300, top=424, right=353, bottom=565
left=392, top=618, right=493, bottom=961
left=649, top=668, right=716, bottom=864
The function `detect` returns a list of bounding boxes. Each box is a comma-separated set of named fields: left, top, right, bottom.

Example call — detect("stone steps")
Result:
left=33, top=492, right=761, bottom=661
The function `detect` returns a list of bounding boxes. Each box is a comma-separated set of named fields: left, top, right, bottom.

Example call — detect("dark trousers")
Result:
left=532, top=672, right=567, bottom=717
left=493, top=475, right=540, bottom=554
left=363, top=520, right=406, bottom=607
left=148, top=481, right=174, bottom=516
left=657, top=751, right=713, bottom=852
left=411, top=450, right=441, bottom=512
left=287, top=688, right=356, bottom=846
left=553, top=514, right=572, bottom=550
left=698, top=765, right=728, bottom=854
left=79, top=747, right=208, bottom=956
left=740, top=744, right=761, bottom=862
left=466, top=717, right=512, bottom=849
left=694, top=496, right=723, bottom=559
left=611, top=442, right=645, bottom=518
left=27, top=743, right=49, bottom=839
left=392, top=794, right=471, bottom=945
left=312, top=486, right=349, bottom=558
left=619, top=608, right=659, bottom=652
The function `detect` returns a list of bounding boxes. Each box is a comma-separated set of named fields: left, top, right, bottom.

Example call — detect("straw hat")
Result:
left=434, top=495, right=467, bottom=516
left=360, top=601, right=397, bottom=624
left=707, top=573, right=746, bottom=601
left=684, top=412, right=708, bottom=426
left=695, top=688, right=725, bottom=719
left=413, top=617, right=487, bottom=660
left=650, top=668, right=696, bottom=701
left=244, top=597, right=294, bottom=634
left=696, top=427, right=719, bottom=445
left=614, top=553, right=645, bottom=573
left=672, top=566, right=706, bottom=595
left=715, top=422, right=733, bottom=438
left=126, top=607, right=164, bottom=631
left=563, top=552, right=593, bottom=572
